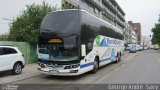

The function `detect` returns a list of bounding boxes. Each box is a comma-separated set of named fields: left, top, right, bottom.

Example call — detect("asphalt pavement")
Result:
left=1, top=50, right=160, bottom=90
left=96, top=50, right=160, bottom=84
left=1, top=50, right=160, bottom=85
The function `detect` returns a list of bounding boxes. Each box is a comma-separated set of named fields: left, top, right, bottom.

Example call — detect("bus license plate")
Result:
left=49, top=70, right=59, bottom=74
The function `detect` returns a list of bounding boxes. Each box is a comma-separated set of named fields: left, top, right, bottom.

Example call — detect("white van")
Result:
left=0, top=46, right=25, bottom=75
left=154, top=44, right=159, bottom=50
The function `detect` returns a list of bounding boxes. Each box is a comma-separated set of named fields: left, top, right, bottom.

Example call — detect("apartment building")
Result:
left=54, top=0, right=126, bottom=31
left=131, top=29, right=137, bottom=44
left=128, top=21, right=141, bottom=44
left=125, top=22, right=137, bottom=44
left=124, top=22, right=132, bottom=44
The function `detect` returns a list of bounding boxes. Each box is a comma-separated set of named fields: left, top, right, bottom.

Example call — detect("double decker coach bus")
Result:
left=38, top=9, right=124, bottom=76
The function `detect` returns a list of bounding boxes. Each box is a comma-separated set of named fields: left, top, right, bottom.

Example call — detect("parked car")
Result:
left=150, top=45, right=154, bottom=49
left=154, top=44, right=159, bottom=50
left=129, top=46, right=137, bottom=53
left=126, top=46, right=131, bottom=51
left=136, top=45, right=143, bottom=51
left=126, top=44, right=136, bottom=51
left=144, top=46, right=149, bottom=50
left=139, top=46, right=143, bottom=51
left=0, top=46, right=25, bottom=75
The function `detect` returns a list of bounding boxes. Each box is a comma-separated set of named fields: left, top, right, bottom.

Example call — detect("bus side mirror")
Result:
left=81, top=44, right=86, bottom=57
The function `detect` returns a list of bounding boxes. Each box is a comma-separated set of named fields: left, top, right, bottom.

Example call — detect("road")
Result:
left=97, top=50, right=160, bottom=84
left=11, top=50, right=160, bottom=85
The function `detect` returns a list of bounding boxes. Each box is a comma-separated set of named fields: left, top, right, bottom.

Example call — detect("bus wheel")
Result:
left=118, top=53, right=121, bottom=61
left=115, top=53, right=120, bottom=63
left=91, top=58, right=99, bottom=73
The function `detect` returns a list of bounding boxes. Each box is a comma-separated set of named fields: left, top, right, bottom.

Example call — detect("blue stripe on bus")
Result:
left=80, top=55, right=116, bottom=69
left=100, top=56, right=116, bottom=63
left=100, top=58, right=111, bottom=63
left=80, top=62, right=94, bottom=69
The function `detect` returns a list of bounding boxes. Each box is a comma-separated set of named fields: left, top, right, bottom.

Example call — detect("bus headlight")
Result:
left=72, top=64, right=79, bottom=68
left=39, top=63, right=46, bottom=68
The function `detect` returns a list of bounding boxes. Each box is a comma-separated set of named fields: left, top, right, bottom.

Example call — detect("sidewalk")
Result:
left=0, top=64, right=42, bottom=84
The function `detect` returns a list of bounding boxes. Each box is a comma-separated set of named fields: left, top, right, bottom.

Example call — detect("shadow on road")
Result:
left=0, top=71, right=13, bottom=77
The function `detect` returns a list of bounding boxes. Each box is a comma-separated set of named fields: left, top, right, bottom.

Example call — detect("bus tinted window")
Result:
left=100, top=26, right=124, bottom=40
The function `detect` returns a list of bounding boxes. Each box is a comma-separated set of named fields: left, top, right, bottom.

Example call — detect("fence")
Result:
left=0, top=41, right=37, bottom=64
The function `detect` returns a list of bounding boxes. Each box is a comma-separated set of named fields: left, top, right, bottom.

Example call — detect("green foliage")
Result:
left=152, top=15, right=160, bottom=45
left=9, top=2, right=57, bottom=44
left=0, top=33, right=9, bottom=41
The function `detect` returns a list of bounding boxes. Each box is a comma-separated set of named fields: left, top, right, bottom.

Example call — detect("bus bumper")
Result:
left=37, top=66, right=82, bottom=76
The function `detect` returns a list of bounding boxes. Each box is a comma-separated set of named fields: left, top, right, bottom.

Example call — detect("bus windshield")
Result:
left=39, top=34, right=79, bottom=61
left=38, top=10, right=81, bottom=61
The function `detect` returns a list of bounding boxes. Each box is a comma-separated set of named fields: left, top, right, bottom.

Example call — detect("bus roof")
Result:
left=48, top=9, right=123, bottom=35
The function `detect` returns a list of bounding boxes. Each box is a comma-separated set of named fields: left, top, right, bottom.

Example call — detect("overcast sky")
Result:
left=0, top=0, right=60, bottom=34
left=116, top=0, right=160, bottom=36
left=0, top=0, right=160, bottom=36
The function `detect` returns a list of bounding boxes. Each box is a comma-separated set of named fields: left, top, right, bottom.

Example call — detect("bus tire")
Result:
left=119, top=53, right=121, bottom=61
left=115, top=53, right=120, bottom=63
left=91, top=58, right=99, bottom=73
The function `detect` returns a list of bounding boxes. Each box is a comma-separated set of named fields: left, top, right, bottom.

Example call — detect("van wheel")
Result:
left=91, top=58, right=99, bottom=73
left=12, top=62, right=22, bottom=75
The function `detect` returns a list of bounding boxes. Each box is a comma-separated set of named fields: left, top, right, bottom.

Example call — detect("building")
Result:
left=128, top=21, right=141, bottom=44
left=124, top=22, right=133, bottom=44
left=125, top=22, right=138, bottom=44
left=131, top=29, right=137, bottom=44
left=54, top=0, right=126, bottom=31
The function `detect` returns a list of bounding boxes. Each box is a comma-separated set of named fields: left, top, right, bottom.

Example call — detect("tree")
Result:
left=152, top=15, right=160, bottom=45
left=9, top=2, right=57, bottom=44
left=0, top=33, right=9, bottom=41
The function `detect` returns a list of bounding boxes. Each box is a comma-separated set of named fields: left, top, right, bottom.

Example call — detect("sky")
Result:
left=0, top=0, right=160, bottom=36
left=0, top=0, right=60, bottom=34
left=116, top=0, right=160, bottom=36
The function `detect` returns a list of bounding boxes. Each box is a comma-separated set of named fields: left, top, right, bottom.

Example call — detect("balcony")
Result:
left=116, top=18, right=125, bottom=28
left=117, top=13, right=125, bottom=22
left=108, top=0, right=116, bottom=9
left=102, top=9, right=115, bottom=22
left=84, top=0, right=103, bottom=11
left=102, top=0, right=116, bottom=13
left=102, top=5, right=116, bottom=17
